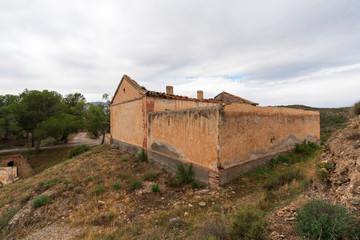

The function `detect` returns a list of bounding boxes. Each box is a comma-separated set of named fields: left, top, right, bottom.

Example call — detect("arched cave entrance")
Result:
left=7, top=161, right=14, bottom=166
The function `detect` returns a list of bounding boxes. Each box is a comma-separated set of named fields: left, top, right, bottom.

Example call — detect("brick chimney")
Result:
left=166, top=86, right=173, bottom=95
left=197, top=90, right=203, bottom=99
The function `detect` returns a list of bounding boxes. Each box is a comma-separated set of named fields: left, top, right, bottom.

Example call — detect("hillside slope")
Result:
left=318, top=116, right=360, bottom=209
left=0, top=141, right=323, bottom=239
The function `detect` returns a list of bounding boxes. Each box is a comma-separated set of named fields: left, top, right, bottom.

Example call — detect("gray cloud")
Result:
left=0, top=0, right=359, bottom=106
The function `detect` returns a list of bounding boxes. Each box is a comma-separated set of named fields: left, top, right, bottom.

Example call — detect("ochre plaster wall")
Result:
left=146, top=97, right=220, bottom=113
left=147, top=106, right=220, bottom=170
left=111, top=99, right=145, bottom=147
left=112, top=80, right=142, bottom=105
left=219, top=104, right=320, bottom=168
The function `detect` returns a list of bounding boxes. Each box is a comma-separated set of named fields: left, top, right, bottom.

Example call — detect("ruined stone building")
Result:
left=108, top=75, right=320, bottom=186
left=0, top=155, right=31, bottom=185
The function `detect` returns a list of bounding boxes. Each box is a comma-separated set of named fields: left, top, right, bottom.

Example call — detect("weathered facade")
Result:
left=0, top=155, right=31, bottom=185
left=109, top=75, right=320, bottom=186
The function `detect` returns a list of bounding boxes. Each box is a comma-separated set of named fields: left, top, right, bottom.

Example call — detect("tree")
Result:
left=63, top=93, right=86, bottom=108
left=0, top=95, right=20, bottom=141
left=61, top=93, right=87, bottom=143
left=85, top=94, right=110, bottom=144
left=13, top=89, right=64, bottom=153
left=58, top=114, right=83, bottom=144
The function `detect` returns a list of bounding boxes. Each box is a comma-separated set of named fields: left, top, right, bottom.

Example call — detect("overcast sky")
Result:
left=0, top=0, right=359, bottom=107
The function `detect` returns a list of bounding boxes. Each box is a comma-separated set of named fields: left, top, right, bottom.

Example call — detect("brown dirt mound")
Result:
left=319, top=116, right=360, bottom=210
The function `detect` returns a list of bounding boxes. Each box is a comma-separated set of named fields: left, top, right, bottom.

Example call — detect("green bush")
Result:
left=295, top=141, right=320, bottom=156
left=41, top=178, right=61, bottom=189
left=354, top=101, right=360, bottom=115
left=112, top=182, right=121, bottom=190
left=91, top=186, right=105, bottom=195
left=177, top=163, right=193, bottom=184
left=230, top=207, right=268, bottom=240
left=33, top=194, right=51, bottom=207
left=151, top=184, right=160, bottom=192
left=191, top=181, right=199, bottom=189
left=137, top=149, right=147, bottom=162
left=68, top=144, right=91, bottom=158
left=143, top=171, right=160, bottom=181
left=117, top=173, right=130, bottom=180
left=20, top=194, right=31, bottom=204
left=130, top=181, right=142, bottom=190
left=263, top=169, right=304, bottom=191
left=121, top=157, right=129, bottom=162
left=108, top=213, right=115, bottom=220
left=320, top=135, right=330, bottom=145
left=0, top=207, right=20, bottom=228
left=295, top=199, right=360, bottom=240
left=86, top=176, right=93, bottom=182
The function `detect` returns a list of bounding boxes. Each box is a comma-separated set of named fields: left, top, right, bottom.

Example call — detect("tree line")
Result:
left=0, top=90, right=110, bottom=153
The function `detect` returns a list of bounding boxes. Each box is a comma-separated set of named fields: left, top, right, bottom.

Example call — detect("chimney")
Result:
left=197, top=90, right=203, bottom=99
left=166, top=86, right=173, bottom=95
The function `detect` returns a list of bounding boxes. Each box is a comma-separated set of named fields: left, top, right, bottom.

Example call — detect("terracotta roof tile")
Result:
left=146, top=91, right=226, bottom=103
left=214, top=91, right=258, bottom=106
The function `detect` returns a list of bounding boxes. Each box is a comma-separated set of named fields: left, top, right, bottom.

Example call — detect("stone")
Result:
left=188, top=203, right=194, bottom=208
left=184, top=212, right=189, bottom=217
left=169, top=217, right=180, bottom=223
left=199, top=201, right=206, bottom=207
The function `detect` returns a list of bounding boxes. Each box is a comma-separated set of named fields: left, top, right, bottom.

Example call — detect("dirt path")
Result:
left=68, top=132, right=102, bottom=145
left=0, top=132, right=102, bottom=153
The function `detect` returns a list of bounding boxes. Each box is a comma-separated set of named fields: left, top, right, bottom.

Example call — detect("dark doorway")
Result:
left=7, top=161, right=14, bottom=166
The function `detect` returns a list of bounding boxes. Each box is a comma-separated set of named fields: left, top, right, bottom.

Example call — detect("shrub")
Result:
left=112, top=182, right=121, bottom=190
left=0, top=207, right=20, bottom=228
left=263, top=169, right=304, bottom=191
left=143, top=171, right=160, bottom=181
left=317, top=162, right=335, bottom=171
left=41, top=178, right=61, bottom=189
left=151, top=184, right=160, bottom=192
left=354, top=101, right=360, bottom=115
left=86, top=176, right=94, bottom=182
left=295, top=141, right=319, bottom=156
left=33, top=194, right=51, bottom=207
left=121, top=157, right=129, bottom=162
left=20, top=194, right=32, bottom=204
left=91, top=186, right=105, bottom=195
left=117, top=173, right=130, bottom=180
left=167, top=177, right=182, bottom=188
left=137, top=149, right=147, bottom=162
left=68, top=144, right=91, bottom=158
left=191, top=181, right=199, bottom=189
left=108, top=213, right=115, bottom=220
left=230, top=207, right=268, bottom=240
left=295, top=199, right=360, bottom=240
left=130, top=181, right=142, bottom=190
left=320, top=135, right=330, bottom=145
left=177, top=163, right=193, bottom=184
left=197, top=221, right=227, bottom=240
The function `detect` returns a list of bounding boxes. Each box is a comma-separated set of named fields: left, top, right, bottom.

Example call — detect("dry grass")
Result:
left=0, top=143, right=323, bottom=239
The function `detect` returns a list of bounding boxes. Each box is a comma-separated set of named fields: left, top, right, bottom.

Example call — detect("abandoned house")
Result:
left=108, top=75, right=320, bottom=186
left=0, top=155, right=31, bottom=185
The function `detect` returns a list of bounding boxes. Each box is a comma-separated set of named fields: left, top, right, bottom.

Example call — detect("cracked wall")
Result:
left=147, top=106, right=220, bottom=173
left=219, top=104, right=320, bottom=170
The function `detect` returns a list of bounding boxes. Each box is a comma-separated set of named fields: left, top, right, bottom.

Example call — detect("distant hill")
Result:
left=88, top=102, right=108, bottom=106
